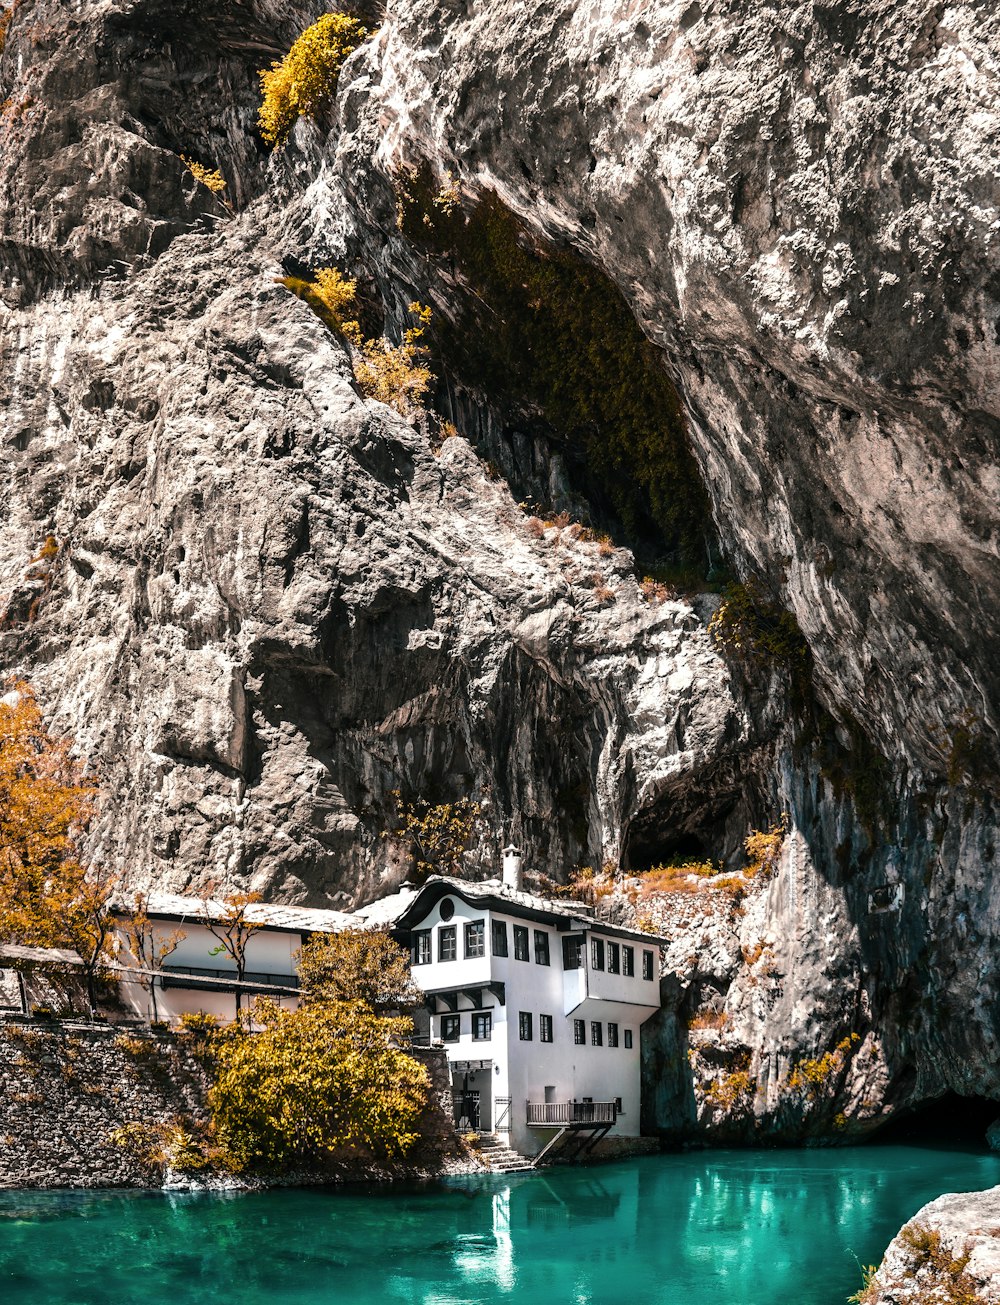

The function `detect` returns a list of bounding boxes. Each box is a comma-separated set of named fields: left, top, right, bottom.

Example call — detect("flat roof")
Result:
left=112, top=891, right=354, bottom=936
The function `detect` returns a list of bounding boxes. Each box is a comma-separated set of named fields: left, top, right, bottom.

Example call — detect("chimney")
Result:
left=502, top=844, right=523, bottom=891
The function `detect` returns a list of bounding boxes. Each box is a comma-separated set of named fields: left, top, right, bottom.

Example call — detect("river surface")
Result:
left=2, top=1145, right=1000, bottom=1304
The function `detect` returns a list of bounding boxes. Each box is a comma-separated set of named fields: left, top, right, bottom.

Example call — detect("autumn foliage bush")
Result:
left=284, top=268, right=434, bottom=417
left=258, top=12, right=369, bottom=147
left=209, top=998, right=429, bottom=1173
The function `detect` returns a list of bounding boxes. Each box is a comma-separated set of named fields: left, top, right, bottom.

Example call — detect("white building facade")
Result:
left=392, top=859, right=665, bottom=1158
left=114, top=893, right=353, bottom=1023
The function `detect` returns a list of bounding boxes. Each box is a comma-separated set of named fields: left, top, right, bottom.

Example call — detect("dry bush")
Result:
left=640, top=576, right=671, bottom=604
left=638, top=861, right=721, bottom=895
left=689, top=1009, right=728, bottom=1031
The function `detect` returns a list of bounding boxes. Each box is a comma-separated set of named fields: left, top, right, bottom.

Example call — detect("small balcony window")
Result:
left=573, top=1019, right=586, bottom=1045
left=439, top=925, right=457, bottom=962
left=608, top=1022, right=619, bottom=1048
left=465, top=920, right=485, bottom=959
left=491, top=919, right=508, bottom=957
left=562, top=936, right=584, bottom=969
left=412, top=930, right=431, bottom=965
left=519, top=1011, right=533, bottom=1041
left=540, top=1014, right=553, bottom=1043
left=513, top=925, right=529, bottom=961
left=591, top=1021, right=603, bottom=1046
left=642, top=948, right=654, bottom=981
left=472, top=1012, right=491, bottom=1041
left=533, top=930, right=550, bottom=966
left=591, top=938, right=605, bottom=971
left=607, top=941, right=620, bottom=974
left=622, top=945, right=635, bottom=977
left=624, top=1029, right=633, bottom=1049
left=441, top=1014, right=460, bottom=1042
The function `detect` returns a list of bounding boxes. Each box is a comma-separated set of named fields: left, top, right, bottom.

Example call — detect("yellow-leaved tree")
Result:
left=297, top=927, right=419, bottom=1014
left=209, top=997, right=430, bottom=1173
left=258, top=12, right=369, bottom=148
left=0, top=680, right=115, bottom=1015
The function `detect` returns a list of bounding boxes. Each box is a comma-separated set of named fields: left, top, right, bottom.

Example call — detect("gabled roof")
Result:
left=389, top=875, right=670, bottom=946
left=112, top=891, right=354, bottom=936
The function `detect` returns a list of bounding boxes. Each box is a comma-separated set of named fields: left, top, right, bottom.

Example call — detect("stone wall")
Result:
left=0, top=1018, right=210, bottom=1188
left=0, top=1019, right=464, bottom=1189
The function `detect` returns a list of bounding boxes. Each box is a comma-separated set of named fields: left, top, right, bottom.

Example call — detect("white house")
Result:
left=386, top=849, right=666, bottom=1160
left=113, top=892, right=353, bottom=1023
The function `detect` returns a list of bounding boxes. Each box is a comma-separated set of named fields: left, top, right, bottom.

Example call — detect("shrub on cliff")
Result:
left=258, top=12, right=368, bottom=147
left=283, top=269, right=434, bottom=416
left=209, top=998, right=429, bottom=1173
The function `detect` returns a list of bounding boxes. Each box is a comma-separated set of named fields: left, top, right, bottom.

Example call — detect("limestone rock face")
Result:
left=342, top=0, right=1000, bottom=1125
left=864, top=1187, right=1000, bottom=1304
left=363, top=0, right=1000, bottom=781
left=3, top=0, right=1000, bottom=1139
left=0, top=0, right=762, bottom=907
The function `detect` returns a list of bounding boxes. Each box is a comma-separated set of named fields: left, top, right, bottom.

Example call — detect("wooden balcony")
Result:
left=526, top=1100, right=617, bottom=1127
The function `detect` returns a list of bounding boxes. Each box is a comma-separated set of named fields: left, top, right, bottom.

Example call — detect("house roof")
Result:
left=0, top=943, right=84, bottom=968
left=112, top=891, right=354, bottom=936
left=388, top=875, right=670, bottom=946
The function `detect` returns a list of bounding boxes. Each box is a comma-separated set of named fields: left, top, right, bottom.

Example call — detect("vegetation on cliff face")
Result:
left=258, top=12, right=369, bottom=147
left=395, top=165, right=711, bottom=562
left=283, top=268, right=434, bottom=416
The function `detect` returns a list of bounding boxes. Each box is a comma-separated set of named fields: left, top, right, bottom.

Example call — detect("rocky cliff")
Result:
left=2, top=0, right=1000, bottom=1138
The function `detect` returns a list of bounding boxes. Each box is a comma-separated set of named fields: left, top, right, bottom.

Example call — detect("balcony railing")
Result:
left=160, top=964, right=299, bottom=992
left=526, top=1100, right=617, bottom=1126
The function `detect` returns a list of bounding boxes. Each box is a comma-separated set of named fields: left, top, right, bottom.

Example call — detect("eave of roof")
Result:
left=110, top=891, right=354, bottom=935
left=391, top=876, right=670, bottom=945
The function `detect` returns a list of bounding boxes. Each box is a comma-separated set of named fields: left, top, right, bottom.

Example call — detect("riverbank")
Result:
left=859, top=1184, right=1000, bottom=1304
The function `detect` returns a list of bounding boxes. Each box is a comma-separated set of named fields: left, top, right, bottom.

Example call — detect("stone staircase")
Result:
left=474, top=1133, right=534, bottom=1172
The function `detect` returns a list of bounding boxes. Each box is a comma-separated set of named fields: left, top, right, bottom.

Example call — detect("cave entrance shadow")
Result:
left=868, top=1093, right=1000, bottom=1153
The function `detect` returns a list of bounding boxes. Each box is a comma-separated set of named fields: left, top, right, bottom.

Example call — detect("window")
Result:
left=573, top=1018, right=586, bottom=1045
left=591, top=1021, right=603, bottom=1046
left=440, top=898, right=455, bottom=921
left=472, top=1012, right=491, bottom=1041
left=624, top=1029, right=633, bottom=1049
left=519, top=1011, right=533, bottom=1041
left=607, top=941, right=620, bottom=974
left=533, top=930, right=550, bottom=966
left=491, top=919, right=508, bottom=957
left=465, top=919, right=485, bottom=958
left=622, top=945, right=634, bottom=977
left=439, top=925, right=457, bottom=962
left=563, top=936, right=584, bottom=969
left=608, top=1022, right=619, bottom=1048
left=513, top=925, right=529, bottom=961
left=540, top=1014, right=553, bottom=1043
left=412, top=930, right=431, bottom=965
left=441, top=1014, right=460, bottom=1042
left=642, top=948, right=654, bottom=980
left=615, top=1096, right=624, bottom=1113
left=591, top=937, right=605, bottom=971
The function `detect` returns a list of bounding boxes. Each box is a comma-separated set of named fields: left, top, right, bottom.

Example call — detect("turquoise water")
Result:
left=2, top=1146, right=1000, bottom=1304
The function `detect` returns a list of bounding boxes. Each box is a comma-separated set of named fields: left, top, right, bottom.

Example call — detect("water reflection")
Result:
left=2, top=1147, right=1000, bottom=1305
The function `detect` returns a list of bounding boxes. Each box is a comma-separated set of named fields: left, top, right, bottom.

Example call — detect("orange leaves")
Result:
left=0, top=680, right=97, bottom=947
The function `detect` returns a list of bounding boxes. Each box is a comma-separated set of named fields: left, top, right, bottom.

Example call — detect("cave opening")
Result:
left=871, top=1093, right=1000, bottom=1150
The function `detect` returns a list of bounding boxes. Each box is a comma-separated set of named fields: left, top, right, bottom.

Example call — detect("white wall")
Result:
left=115, top=919, right=303, bottom=1024
left=410, top=894, right=661, bottom=1155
